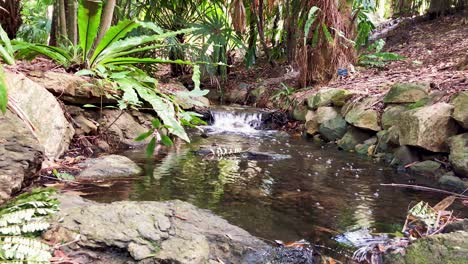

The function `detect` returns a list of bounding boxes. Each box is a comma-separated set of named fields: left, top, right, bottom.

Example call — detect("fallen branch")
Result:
left=380, top=183, right=468, bottom=199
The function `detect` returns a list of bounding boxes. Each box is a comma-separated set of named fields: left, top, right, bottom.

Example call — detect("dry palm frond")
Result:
left=230, top=0, right=246, bottom=33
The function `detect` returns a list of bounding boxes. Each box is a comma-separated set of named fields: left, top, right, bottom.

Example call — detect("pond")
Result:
left=82, top=108, right=465, bottom=259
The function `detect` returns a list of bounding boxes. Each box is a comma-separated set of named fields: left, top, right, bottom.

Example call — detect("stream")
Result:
left=82, top=107, right=465, bottom=259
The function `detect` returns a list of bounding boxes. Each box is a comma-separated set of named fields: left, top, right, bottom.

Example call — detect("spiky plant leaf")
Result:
left=0, top=66, right=7, bottom=114
left=78, top=0, right=103, bottom=61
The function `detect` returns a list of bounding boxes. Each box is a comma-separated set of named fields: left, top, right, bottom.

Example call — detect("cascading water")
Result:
left=207, top=109, right=263, bottom=133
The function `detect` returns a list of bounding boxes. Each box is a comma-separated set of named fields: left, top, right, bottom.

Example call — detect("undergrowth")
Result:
left=0, top=188, right=59, bottom=263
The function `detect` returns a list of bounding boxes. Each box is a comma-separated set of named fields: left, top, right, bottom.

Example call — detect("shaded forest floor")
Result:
left=221, top=14, right=467, bottom=105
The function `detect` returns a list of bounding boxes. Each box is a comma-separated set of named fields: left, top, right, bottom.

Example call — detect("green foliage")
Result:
left=358, top=39, right=404, bottom=68
left=52, top=169, right=75, bottom=181
left=0, top=65, right=7, bottom=114
left=0, top=188, right=59, bottom=263
left=271, top=83, right=295, bottom=109
left=16, top=0, right=53, bottom=44
left=135, top=118, right=174, bottom=158
left=0, top=25, right=15, bottom=65
left=78, top=0, right=103, bottom=61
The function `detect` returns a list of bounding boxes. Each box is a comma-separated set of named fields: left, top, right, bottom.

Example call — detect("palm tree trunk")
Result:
left=67, top=0, right=78, bottom=45
left=95, top=0, right=116, bottom=45
left=58, top=0, right=67, bottom=39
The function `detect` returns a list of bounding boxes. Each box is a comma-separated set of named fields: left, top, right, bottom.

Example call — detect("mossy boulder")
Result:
left=376, top=129, right=399, bottom=153
left=316, top=107, right=339, bottom=123
left=398, top=103, right=458, bottom=152
left=344, top=98, right=381, bottom=131
left=382, top=105, right=407, bottom=130
left=304, top=111, right=319, bottom=135
left=383, top=83, right=429, bottom=103
left=448, top=133, right=468, bottom=177
left=319, top=116, right=348, bottom=141
left=337, top=127, right=373, bottom=151
left=292, top=103, right=308, bottom=121
left=355, top=137, right=378, bottom=156
left=384, top=231, right=468, bottom=264
left=307, top=88, right=353, bottom=109
left=409, top=160, right=441, bottom=176
left=451, top=91, right=468, bottom=129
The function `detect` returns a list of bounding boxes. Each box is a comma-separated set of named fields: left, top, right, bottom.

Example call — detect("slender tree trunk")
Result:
left=58, top=0, right=67, bottom=40
left=67, top=0, right=78, bottom=45
left=0, top=0, right=22, bottom=39
left=95, top=0, right=116, bottom=45
left=251, top=0, right=275, bottom=66
left=49, top=2, right=59, bottom=46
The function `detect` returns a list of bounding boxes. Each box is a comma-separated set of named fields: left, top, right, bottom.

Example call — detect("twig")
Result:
left=380, top=183, right=468, bottom=199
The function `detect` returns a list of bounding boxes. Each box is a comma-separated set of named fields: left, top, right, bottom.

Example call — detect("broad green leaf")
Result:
left=304, top=6, right=320, bottom=45
left=101, top=57, right=194, bottom=66
left=13, top=41, right=72, bottom=66
left=146, top=138, right=156, bottom=157
left=151, top=119, right=161, bottom=129
left=82, top=104, right=98, bottom=108
left=322, top=23, right=333, bottom=44
left=192, top=65, right=201, bottom=91
left=75, top=69, right=95, bottom=76
left=160, top=135, right=173, bottom=146
left=120, top=79, right=189, bottom=142
left=90, top=20, right=139, bottom=67
left=0, top=24, right=15, bottom=65
left=135, top=130, right=153, bottom=142
left=0, top=46, right=14, bottom=65
left=0, top=66, right=7, bottom=113
left=93, top=27, right=196, bottom=65
left=78, top=0, right=103, bottom=61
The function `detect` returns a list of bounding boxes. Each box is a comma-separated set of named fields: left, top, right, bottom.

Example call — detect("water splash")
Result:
left=207, top=110, right=263, bottom=134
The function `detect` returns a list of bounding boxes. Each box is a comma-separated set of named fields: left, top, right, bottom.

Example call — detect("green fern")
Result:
left=0, top=188, right=59, bottom=263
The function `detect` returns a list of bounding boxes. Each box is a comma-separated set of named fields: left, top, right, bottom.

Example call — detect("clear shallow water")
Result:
left=82, top=129, right=466, bottom=249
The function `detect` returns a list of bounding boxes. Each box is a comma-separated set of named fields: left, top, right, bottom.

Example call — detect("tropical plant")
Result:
left=0, top=65, right=7, bottom=114
left=0, top=188, right=59, bottom=263
left=358, top=39, right=404, bottom=68
left=0, top=25, right=15, bottom=65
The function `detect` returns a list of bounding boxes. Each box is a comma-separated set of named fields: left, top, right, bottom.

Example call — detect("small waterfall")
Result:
left=208, top=110, right=263, bottom=133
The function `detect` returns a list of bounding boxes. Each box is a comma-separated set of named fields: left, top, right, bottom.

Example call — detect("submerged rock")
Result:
left=409, top=160, right=441, bottom=176
left=448, top=133, right=468, bottom=177
left=48, top=194, right=267, bottom=263
left=0, top=112, right=44, bottom=204
left=77, top=155, right=143, bottom=179
left=438, top=172, right=468, bottom=192
left=451, top=92, right=468, bottom=129
left=397, top=103, right=458, bottom=152
left=383, top=83, right=429, bottom=104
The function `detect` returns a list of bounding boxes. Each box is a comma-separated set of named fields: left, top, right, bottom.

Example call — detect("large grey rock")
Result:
left=398, top=103, right=458, bottom=152
left=343, top=98, right=381, bottom=131
left=451, top=91, right=468, bottom=129
left=448, top=133, right=468, bottom=177
left=5, top=71, right=75, bottom=159
left=0, top=112, right=44, bottom=204
left=27, top=71, right=117, bottom=104
left=383, top=83, right=429, bottom=103
left=390, top=146, right=420, bottom=167
left=77, top=155, right=143, bottom=179
left=100, top=110, right=152, bottom=147
left=48, top=195, right=267, bottom=263
left=382, top=105, right=407, bottom=130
